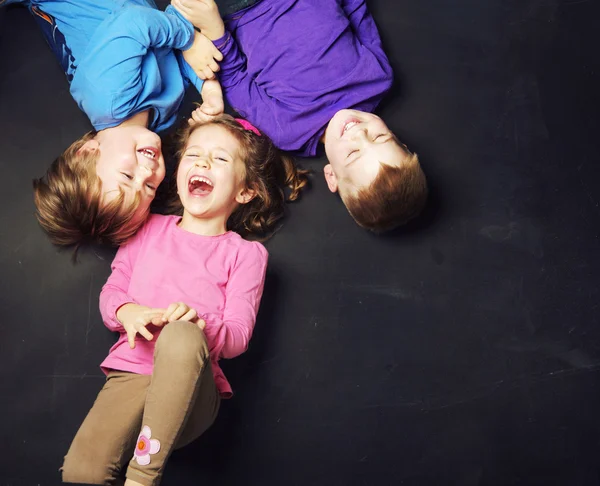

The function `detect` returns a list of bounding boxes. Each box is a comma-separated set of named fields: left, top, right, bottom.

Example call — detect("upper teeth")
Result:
left=139, top=148, right=155, bottom=159
left=343, top=121, right=359, bottom=133
left=190, top=176, right=213, bottom=186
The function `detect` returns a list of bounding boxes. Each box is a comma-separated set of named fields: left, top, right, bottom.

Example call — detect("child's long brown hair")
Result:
left=169, top=116, right=308, bottom=239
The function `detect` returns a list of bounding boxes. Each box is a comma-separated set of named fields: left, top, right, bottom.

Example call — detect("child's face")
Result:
left=323, top=109, right=412, bottom=195
left=81, top=126, right=166, bottom=215
left=176, top=124, right=250, bottom=221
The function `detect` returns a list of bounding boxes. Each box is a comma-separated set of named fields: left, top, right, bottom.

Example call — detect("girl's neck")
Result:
left=178, top=212, right=229, bottom=236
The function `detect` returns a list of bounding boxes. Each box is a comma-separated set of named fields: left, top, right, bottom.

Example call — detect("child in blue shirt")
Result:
left=2, top=0, right=224, bottom=247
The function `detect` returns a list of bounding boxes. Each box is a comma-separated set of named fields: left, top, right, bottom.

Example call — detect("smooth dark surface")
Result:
left=1, top=1, right=600, bottom=485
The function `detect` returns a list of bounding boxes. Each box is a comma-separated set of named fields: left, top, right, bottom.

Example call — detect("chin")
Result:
left=182, top=202, right=209, bottom=216
left=189, top=209, right=212, bottom=218
left=330, top=109, right=350, bottom=129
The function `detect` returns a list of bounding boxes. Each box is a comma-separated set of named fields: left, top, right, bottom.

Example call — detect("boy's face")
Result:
left=323, top=109, right=411, bottom=196
left=80, top=126, right=166, bottom=215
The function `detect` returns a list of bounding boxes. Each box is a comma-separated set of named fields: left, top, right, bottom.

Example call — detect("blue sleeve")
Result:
left=75, top=5, right=195, bottom=98
left=176, top=51, right=205, bottom=95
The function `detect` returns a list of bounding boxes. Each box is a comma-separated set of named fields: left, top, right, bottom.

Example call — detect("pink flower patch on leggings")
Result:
left=133, top=426, right=161, bottom=466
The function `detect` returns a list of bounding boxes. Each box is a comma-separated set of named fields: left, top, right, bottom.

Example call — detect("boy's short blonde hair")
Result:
left=33, top=132, right=145, bottom=251
left=342, top=153, right=427, bottom=232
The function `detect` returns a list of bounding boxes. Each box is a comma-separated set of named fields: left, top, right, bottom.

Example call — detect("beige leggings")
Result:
left=61, top=321, right=221, bottom=486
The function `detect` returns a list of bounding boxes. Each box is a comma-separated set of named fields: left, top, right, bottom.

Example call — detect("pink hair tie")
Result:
left=235, top=118, right=261, bottom=136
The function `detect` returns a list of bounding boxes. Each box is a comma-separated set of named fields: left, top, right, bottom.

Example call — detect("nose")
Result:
left=194, top=157, right=211, bottom=169
left=138, top=154, right=160, bottom=172
left=351, top=127, right=369, bottom=142
left=139, top=165, right=154, bottom=176
left=132, top=165, right=154, bottom=189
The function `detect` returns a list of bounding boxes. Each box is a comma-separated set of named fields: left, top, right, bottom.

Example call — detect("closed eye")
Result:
left=121, top=172, right=133, bottom=180
left=146, top=183, right=156, bottom=190
left=347, top=149, right=359, bottom=159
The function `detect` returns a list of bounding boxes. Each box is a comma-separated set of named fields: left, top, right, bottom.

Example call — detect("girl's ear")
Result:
left=235, top=186, right=256, bottom=205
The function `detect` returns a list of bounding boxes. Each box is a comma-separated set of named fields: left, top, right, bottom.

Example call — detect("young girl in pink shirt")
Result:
left=60, top=116, right=307, bottom=486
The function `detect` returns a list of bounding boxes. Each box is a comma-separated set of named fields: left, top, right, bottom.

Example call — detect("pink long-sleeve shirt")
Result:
left=99, top=214, right=268, bottom=398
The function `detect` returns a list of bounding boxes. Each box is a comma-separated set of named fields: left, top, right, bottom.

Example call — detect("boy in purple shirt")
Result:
left=175, top=0, right=428, bottom=231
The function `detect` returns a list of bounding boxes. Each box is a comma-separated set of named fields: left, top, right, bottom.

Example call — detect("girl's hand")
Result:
left=161, top=302, right=207, bottom=331
left=183, top=31, right=223, bottom=80
left=161, top=301, right=199, bottom=323
left=172, top=0, right=225, bottom=40
left=117, top=304, right=167, bottom=349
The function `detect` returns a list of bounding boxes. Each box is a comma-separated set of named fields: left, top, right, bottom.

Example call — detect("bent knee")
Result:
left=156, top=321, right=210, bottom=365
left=62, top=450, right=120, bottom=484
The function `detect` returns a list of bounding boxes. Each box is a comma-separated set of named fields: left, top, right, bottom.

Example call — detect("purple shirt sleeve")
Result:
left=341, top=0, right=385, bottom=48
left=202, top=241, right=268, bottom=360
left=211, top=31, right=288, bottom=147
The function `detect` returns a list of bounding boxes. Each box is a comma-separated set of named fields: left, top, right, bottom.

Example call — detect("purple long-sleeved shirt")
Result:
left=213, top=0, right=393, bottom=156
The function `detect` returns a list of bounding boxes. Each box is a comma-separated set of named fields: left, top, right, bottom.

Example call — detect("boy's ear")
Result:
left=77, top=139, right=100, bottom=155
left=323, top=164, right=338, bottom=193
left=236, top=187, right=256, bottom=205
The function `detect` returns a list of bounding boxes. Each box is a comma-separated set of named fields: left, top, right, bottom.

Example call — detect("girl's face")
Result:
left=176, top=124, right=252, bottom=221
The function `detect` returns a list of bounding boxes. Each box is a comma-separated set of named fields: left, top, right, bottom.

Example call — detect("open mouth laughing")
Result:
left=188, top=175, right=214, bottom=196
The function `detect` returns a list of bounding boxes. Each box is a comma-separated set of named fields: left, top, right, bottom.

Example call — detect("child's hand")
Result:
left=160, top=301, right=198, bottom=323
left=117, top=304, right=166, bottom=349
left=161, top=302, right=207, bottom=330
left=189, top=79, right=224, bottom=124
left=183, top=31, right=223, bottom=80
left=172, top=0, right=225, bottom=40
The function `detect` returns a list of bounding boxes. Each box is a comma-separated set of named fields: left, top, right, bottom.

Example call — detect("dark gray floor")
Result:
left=1, top=1, right=600, bottom=485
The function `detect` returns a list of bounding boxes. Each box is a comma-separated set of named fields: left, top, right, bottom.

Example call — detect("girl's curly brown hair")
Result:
left=168, top=115, right=308, bottom=239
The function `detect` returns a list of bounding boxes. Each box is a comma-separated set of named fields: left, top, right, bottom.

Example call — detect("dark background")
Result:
left=1, top=0, right=599, bottom=485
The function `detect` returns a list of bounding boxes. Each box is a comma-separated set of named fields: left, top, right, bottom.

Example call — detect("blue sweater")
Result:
left=15, top=0, right=204, bottom=132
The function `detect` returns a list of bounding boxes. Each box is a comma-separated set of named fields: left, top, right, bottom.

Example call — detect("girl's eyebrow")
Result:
left=186, top=145, right=233, bottom=157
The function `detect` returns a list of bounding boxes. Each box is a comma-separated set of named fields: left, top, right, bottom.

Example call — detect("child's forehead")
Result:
left=188, top=124, right=238, bottom=146
left=185, top=124, right=243, bottom=161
